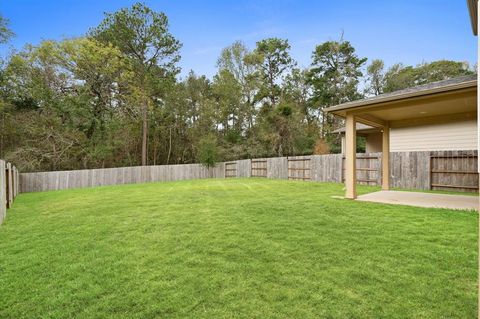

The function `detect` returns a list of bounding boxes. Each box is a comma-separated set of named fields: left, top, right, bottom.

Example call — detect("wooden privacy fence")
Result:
left=429, top=150, right=478, bottom=192
left=288, top=157, right=311, bottom=180
left=224, top=162, right=237, bottom=178
left=221, top=151, right=478, bottom=192
left=21, top=163, right=225, bottom=193
left=1, top=160, right=20, bottom=225
left=342, top=154, right=381, bottom=185
left=18, top=150, right=479, bottom=194
left=251, top=159, right=267, bottom=177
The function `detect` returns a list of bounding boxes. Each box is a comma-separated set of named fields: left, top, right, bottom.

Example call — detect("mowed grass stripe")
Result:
left=0, top=178, right=477, bottom=318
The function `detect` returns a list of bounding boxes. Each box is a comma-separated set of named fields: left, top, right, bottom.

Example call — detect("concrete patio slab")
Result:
left=357, top=190, right=478, bottom=211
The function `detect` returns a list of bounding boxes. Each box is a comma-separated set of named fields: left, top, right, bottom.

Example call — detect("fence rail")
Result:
left=2, top=150, right=477, bottom=224
left=251, top=159, right=267, bottom=177
left=20, top=163, right=225, bottom=193
left=429, top=150, right=478, bottom=192
left=16, top=150, right=480, bottom=194
left=1, top=160, right=20, bottom=225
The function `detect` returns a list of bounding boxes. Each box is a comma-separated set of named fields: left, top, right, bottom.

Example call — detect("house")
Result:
left=467, top=0, right=479, bottom=179
left=325, top=75, right=477, bottom=199
left=324, top=1, right=479, bottom=200
left=334, top=75, right=477, bottom=154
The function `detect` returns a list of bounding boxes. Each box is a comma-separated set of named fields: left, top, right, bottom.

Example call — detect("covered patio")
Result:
left=325, top=76, right=478, bottom=208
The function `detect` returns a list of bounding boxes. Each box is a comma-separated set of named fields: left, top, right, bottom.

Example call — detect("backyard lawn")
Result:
left=0, top=178, right=477, bottom=318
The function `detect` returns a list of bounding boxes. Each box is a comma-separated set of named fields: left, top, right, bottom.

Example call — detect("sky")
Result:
left=1, top=0, right=477, bottom=79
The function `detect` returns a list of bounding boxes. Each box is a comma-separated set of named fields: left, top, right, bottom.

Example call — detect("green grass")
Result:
left=0, top=178, right=477, bottom=318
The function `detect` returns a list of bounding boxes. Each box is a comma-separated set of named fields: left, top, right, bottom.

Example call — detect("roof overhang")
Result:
left=325, top=79, right=477, bottom=129
left=467, top=0, right=478, bottom=35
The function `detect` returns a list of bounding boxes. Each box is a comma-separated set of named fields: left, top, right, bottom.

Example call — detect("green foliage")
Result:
left=248, top=37, right=295, bottom=107
left=90, top=2, right=181, bottom=75
left=383, top=60, right=474, bottom=93
left=365, top=59, right=385, bottom=96
left=0, top=38, right=135, bottom=170
left=0, top=13, right=14, bottom=44
left=197, top=135, right=219, bottom=168
left=0, top=8, right=475, bottom=171
left=309, top=38, right=367, bottom=107
left=90, top=2, right=182, bottom=165
left=307, top=37, right=367, bottom=144
left=0, top=179, right=477, bottom=318
left=356, top=136, right=366, bottom=153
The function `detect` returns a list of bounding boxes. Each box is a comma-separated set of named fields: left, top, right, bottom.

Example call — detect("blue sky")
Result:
left=1, top=0, right=477, bottom=78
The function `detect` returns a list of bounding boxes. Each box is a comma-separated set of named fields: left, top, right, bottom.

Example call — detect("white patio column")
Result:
left=345, top=113, right=357, bottom=199
left=382, top=123, right=390, bottom=190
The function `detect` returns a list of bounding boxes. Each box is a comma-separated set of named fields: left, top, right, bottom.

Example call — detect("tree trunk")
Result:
left=141, top=103, right=148, bottom=166
left=166, top=126, right=172, bottom=165
left=0, top=112, right=4, bottom=158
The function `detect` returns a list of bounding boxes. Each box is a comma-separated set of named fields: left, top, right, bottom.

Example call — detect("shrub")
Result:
left=198, top=135, right=219, bottom=168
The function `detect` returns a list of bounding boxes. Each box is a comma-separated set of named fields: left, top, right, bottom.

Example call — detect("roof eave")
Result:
left=324, top=79, right=477, bottom=116
left=467, top=0, right=478, bottom=35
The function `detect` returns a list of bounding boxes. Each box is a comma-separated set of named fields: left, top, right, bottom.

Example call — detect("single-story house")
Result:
left=334, top=75, right=478, bottom=154
left=325, top=74, right=477, bottom=199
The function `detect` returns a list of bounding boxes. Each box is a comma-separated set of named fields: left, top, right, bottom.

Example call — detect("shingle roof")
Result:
left=367, top=74, right=476, bottom=99
left=325, top=74, right=477, bottom=114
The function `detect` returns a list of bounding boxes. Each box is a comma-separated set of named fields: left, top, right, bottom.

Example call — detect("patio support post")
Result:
left=382, top=123, right=390, bottom=190
left=345, top=113, right=357, bottom=199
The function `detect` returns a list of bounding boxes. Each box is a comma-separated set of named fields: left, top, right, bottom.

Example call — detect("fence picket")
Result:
left=8, top=150, right=478, bottom=194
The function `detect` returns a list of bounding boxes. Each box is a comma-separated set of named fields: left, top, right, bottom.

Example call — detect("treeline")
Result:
left=0, top=3, right=474, bottom=172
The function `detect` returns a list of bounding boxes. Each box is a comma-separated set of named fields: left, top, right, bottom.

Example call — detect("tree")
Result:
left=217, top=41, right=257, bottom=129
left=217, top=41, right=255, bottom=88
left=212, top=69, right=243, bottom=135
left=307, top=37, right=367, bottom=142
left=283, top=68, right=312, bottom=121
left=365, top=59, right=385, bottom=96
left=197, top=134, right=219, bottom=168
left=247, top=38, right=295, bottom=108
left=241, top=38, right=299, bottom=156
left=383, top=60, right=474, bottom=93
left=0, top=38, right=134, bottom=170
left=0, top=14, right=14, bottom=44
left=1, top=42, right=85, bottom=170
left=56, top=38, right=132, bottom=138
left=1, top=10, right=476, bottom=172
left=415, top=60, right=474, bottom=83
left=90, top=2, right=181, bottom=166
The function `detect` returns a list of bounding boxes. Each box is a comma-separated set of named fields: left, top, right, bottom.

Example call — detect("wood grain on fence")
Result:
left=429, top=150, right=478, bottom=192
left=288, top=156, right=311, bottom=180
left=6, top=163, right=13, bottom=208
left=17, top=150, right=479, bottom=194
left=0, top=160, right=5, bottom=224
left=237, top=159, right=251, bottom=178
left=341, top=153, right=381, bottom=185
left=266, top=157, right=287, bottom=179
left=390, top=151, right=431, bottom=190
left=0, top=160, right=20, bottom=224
left=310, top=154, right=342, bottom=183
left=251, top=159, right=267, bottom=177
left=21, top=163, right=225, bottom=193
left=224, top=162, right=237, bottom=178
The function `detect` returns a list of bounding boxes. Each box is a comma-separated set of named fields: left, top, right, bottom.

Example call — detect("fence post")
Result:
left=0, top=160, right=5, bottom=224
left=5, top=163, right=12, bottom=208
